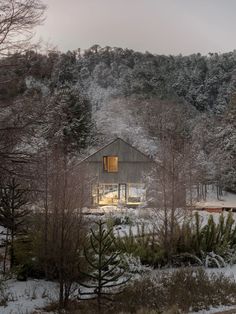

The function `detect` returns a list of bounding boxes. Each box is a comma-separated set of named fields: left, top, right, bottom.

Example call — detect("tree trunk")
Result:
left=10, top=229, right=14, bottom=269
left=59, top=277, right=64, bottom=308
left=3, top=228, right=9, bottom=273
left=59, top=150, right=67, bottom=309
left=44, top=150, right=49, bottom=278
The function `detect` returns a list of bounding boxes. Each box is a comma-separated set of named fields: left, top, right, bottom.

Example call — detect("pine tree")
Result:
left=78, top=220, right=130, bottom=312
left=47, top=84, right=93, bottom=153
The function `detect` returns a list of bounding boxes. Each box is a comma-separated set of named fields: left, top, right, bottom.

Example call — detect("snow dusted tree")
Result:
left=52, top=51, right=79, bottom=86
left=47, top=84, right=93, bottom=154
left=209, top=93, right=236, bottom=192
left=0, top=89, right=48, bottom=181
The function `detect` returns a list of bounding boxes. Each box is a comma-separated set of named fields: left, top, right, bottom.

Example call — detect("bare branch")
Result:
left=0, top=0, right=46, bottom=56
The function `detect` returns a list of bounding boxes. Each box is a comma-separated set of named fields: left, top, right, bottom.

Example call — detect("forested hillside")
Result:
left=0, top=45, right=236, bottom=191
left=2, top=46, right=236, bottom=111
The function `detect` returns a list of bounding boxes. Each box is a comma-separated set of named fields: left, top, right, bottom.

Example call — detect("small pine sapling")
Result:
left=78, top=219, right=130, bottom=312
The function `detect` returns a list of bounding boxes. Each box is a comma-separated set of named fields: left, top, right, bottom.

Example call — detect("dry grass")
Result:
left=113, top=268, right=236, bottom=313
left=43, top=267, right=236, bottom=314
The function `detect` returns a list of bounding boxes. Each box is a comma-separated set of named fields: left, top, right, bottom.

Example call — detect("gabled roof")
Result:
left=80, top=137, right=154, bottom=163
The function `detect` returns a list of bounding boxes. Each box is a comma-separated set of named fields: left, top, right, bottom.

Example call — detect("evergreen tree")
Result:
left=47, top=84, right=93, bottom=153
left=210, top=93, right=236, bottom=192
left=78, top=220, right=130, bottom=312
left=0, top=178, right=29, bottom=269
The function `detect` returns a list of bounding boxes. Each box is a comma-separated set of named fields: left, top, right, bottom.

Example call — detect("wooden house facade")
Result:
left=80, top=138, right=155, bottom=207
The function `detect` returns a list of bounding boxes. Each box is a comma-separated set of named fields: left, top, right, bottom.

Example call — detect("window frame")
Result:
left=103, top=156, right=119, bottom=173
left=93, top=183, right=119, bottom=205
left=127, top=183, right=146, bottom=204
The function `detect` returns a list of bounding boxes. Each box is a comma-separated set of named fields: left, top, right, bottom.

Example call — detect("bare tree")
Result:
left=0, top=0, right=46, bottom=56
left=38, top=145, right=88, bottom=308
left=0, top=93, right=48, bottom=180
left=0, top=0, right=46, bottom=170
left=139, top=99, right=199, bottom=259
left=0, top=0, right=46, bottom=178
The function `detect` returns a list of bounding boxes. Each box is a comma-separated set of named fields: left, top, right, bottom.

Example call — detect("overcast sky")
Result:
left=36, top=0, right=236, bottom=55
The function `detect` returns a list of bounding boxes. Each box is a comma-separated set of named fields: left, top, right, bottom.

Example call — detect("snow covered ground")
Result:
left=191, top=305, right=236, bottom=314
left=83, top=203, right=236, bottom=240
left=1, top=266, right=236, bottom=314
left=0, top=279, right=58, bottom=314
left=195, top=186, right=236, bottom=209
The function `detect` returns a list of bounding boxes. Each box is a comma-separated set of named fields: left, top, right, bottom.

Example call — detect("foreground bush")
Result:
left=113, top=268, right=236, bottom=313
left=44, top=267, right=236, bottom=313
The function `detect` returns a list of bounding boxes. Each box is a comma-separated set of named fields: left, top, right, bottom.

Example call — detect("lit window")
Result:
left=103, top=156, right=118, bottom=172
left=98, top=184, right=119, bottom=205
left=127, top=184, right=146, bottom=204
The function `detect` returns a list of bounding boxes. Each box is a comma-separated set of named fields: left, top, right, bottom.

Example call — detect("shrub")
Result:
left=52, top=268, right=236, bottom=313
left=16, top=260, right=45, bottom=281
left=111, top=212, right=236, bottom=268
left=113, top=224, right=165, bottom=267
left=113, top=268, right=236, bottom=313
left=13, top=232, right=45, bottom=280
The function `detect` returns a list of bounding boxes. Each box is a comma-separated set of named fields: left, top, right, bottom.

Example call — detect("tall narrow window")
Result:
left=103, top=156, right=118, bottom=172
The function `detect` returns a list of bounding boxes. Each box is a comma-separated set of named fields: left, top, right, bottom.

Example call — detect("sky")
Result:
left=36, top=0, right=236, bottom=56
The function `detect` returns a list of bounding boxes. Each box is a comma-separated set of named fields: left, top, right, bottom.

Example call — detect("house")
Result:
left=80, top=138, right=155, bottom=207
